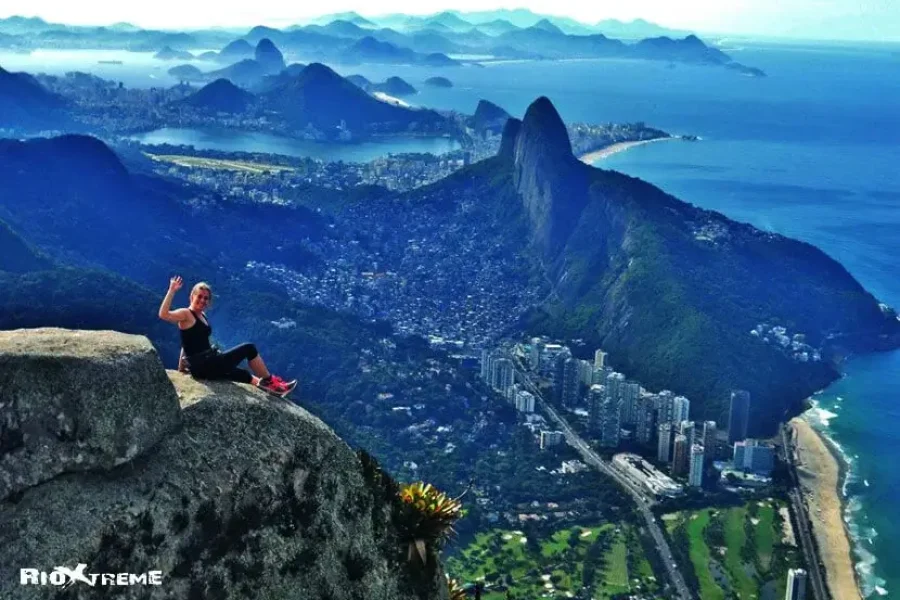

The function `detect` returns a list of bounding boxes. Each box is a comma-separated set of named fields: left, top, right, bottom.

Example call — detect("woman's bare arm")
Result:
left=158, top=276, right=189, bottom=325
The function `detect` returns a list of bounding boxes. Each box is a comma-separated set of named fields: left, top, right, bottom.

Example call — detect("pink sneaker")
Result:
left=258, top=375, right=297, bottom=398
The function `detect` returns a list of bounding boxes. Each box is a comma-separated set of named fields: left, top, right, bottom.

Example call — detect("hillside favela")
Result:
left=0, top=0, right=897, bottom=599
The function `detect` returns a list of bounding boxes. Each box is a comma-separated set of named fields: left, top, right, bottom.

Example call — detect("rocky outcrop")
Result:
left=255, top=38, right=286, bottom=74
left=0, top=329, right=449, bottom=600
left=509, top=96, right=589, bottom=260
left=468, top=99, right=510, bottom=134
left=0, top=328, right=181, bottom=502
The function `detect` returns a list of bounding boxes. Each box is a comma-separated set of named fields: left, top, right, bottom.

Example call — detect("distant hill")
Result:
left=260, top=62, right=447, bottom=136
left=0, top=66, right=69, bottom=130
left=255, top=38, right=286, bottom=74
left=180, top=78, right=255, bottom=113
left=303, top=20, right=368, bottom=38
left=340, top=36, right=459, bottom=67
left=424, top=76, right=452, bottom=88
left=217, top=38, right=255, bottom=62
left=595, top=18, right=690, bottom=39
left=532, top=19, right=565, bottom=35
left=346, top=74, right=372, bottom=90
left=306, top=12, right=376, bottom=28
left=468, top=99, right=511, bottom=134
left=370, top=76, right=417, bottom=97
left=207, top=58, right=266, bottom=87
left=167, top=64, right=205, bottom=81
left=423, top=11, right=473, bottom=32
left=154, top=46, right=194, bottom=60
left=474, top=19, right=520, bottom=36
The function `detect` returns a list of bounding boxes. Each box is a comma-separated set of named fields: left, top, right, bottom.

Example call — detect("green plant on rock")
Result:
left=398, top=481, right=464, bottom=564
left=447, top=576, right=467, bottom=600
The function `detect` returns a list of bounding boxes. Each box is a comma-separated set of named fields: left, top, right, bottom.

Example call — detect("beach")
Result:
left=578, top=137, right=674, bottom=164
left=790, top=416, right=862, bottom=600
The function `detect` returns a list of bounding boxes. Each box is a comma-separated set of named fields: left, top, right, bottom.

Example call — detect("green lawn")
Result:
left=447, top=523, right=658, bottom=599
left=723, top=507, right=757, bottom=599
left=664, top=499, right=803, bottom=600
left=753, top=502, right=776, bottom=571
left=686, top=511, right=725, bottom=600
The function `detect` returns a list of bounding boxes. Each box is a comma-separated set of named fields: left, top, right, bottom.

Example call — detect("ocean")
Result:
left=4, top=40, right=898, bottom=596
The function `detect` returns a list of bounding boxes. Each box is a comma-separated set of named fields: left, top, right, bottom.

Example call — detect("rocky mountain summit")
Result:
left=0, top=328, right=449, bottom=600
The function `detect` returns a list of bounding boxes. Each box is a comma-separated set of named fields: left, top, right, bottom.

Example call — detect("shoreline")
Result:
left=790, top=415, right=862, bottom=600
left=578, top=137, right=675, bottom=164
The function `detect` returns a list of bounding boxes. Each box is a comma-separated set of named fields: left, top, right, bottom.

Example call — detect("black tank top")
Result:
left=180, top=310, right=213, bottom=357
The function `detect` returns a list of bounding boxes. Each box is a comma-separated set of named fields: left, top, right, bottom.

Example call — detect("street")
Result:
left=514, top=360, right=694, bottom=600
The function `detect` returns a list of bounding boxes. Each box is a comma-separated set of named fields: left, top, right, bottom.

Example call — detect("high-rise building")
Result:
left=702, top=421, right=718, bottom=457
left=657, top=423, right=673, bottom=463
left=540, top=430, right=565, bottom=450
left=733, top=440, right=775, bottom=474
left=480, top=349, right=494, bottom=381
left=620, top=381, right=641, bottom=425
left=635, top=394, right=656, bottom=444
left=578, top=359, right=594, bottom=387
left=588, top=384, right=606, bottom=431
left=728, top=389, right=751, bottom=443
left=561, top=358, right=582, bottom=407
left=688, top=444, right=705, bottom=487
left=551, top=349, right=572, bottom=397
left=656, top=390, right=675, bottom=424
left=515, top=390, right=536, bottom=413
left=599, top=394, right=622, bottom=448
left=594, top=349, right=607, bottom=369
left=672, top=434, right=690, bottom=477
left=679, top=420, right=697, bottom=449
left=785, top=568, right=807, bottom=600
left=491, top=358, right=515, bottom=395
left=673, top=396, right=691, bottom=424
left=506, top=383, right=523, bottom=403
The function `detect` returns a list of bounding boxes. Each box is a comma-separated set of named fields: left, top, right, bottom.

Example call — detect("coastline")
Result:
left=790, top=415, right=862, bottom=600
left=578, top=137, right=675, bottom=164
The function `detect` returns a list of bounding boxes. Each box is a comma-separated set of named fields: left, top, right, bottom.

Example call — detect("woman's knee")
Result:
left=240, top=343, right=259, bottom=360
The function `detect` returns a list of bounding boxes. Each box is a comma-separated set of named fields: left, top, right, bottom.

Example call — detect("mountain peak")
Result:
left=507, top=97, right=586, bottom=259
left=516, top=96, right=574, bottom=161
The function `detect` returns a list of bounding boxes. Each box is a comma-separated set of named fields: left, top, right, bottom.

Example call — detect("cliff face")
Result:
left=508, top=97, right=590, bottom=262
left=0, top=328, right=449, bottom=600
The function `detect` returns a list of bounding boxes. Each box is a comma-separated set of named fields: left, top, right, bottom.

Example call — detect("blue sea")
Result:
left=4, top=40, right=898, bottom=596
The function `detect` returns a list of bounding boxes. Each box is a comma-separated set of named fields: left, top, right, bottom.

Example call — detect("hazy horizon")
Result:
left=0, top=1, right=898, bottom=42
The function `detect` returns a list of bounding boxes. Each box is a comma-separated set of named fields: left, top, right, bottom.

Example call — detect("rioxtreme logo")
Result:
left=20, top=564, right=163, bottom=588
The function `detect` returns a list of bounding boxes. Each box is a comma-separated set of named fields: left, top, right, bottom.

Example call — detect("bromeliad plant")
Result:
left=398, top=481, right=465, bottom=565
left=447, top=576, right=467, bottom=600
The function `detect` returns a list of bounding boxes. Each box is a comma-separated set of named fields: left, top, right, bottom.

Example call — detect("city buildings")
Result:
left=728, top=389, right=751, bottom=443
left=702, top=421, right=718, bottom=461
left=599, top=393, right=622, bottom=448
left=593, top=349, right=607, bottom=369
left=688, top=444, right=705, bottom=487
left=588, top=384, right=606, bottom=431
left=515, top=390, right=536, bottom=413
left=733, top=439, right=775, bottom=474
left=657, top=422, right=673, bottom=463
left=679, top=420, right=697, bottom=448
left=672, top=434, right=690, bottom=477
left=785, top=568, right=807, bottom=600
left=673, top=395, right=691, bottom=424
left=540, top=430, right=565, bottom=450
left=635, top=394, right=656, bottom=444
left=612, top=453, right=684, bottom=498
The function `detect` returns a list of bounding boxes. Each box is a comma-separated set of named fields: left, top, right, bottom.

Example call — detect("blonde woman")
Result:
left=158, top=276, right=297, bottom=397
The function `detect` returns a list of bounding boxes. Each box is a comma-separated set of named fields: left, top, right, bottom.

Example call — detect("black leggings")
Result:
left=189, top=343, right=259, bottom=384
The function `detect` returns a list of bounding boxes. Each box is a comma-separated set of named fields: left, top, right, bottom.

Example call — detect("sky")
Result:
left=1, top=0, right=898, bottom=41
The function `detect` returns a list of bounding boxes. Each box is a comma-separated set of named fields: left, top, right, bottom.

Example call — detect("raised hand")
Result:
left=169, top=275, right=183, bottom=293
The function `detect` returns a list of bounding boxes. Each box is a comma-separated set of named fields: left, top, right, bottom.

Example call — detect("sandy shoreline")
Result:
left=790, top=416, right=862, bottom=600
left=578, top=137, right=674, bottom=164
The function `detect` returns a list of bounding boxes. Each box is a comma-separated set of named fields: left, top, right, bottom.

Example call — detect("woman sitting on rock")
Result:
left=158, top=276, right=297, bottom=397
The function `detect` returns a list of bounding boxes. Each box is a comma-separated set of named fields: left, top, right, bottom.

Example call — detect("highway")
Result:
left=513, top=359, right=694, bottom=600
left=780, top=425, right=831, bottom=600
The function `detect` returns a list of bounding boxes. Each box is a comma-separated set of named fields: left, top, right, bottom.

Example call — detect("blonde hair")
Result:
left=191, top=282, right=213, bottom=306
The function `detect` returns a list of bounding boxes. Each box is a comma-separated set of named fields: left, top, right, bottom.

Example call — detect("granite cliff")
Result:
left=0, top=328, right=449, bottom=600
